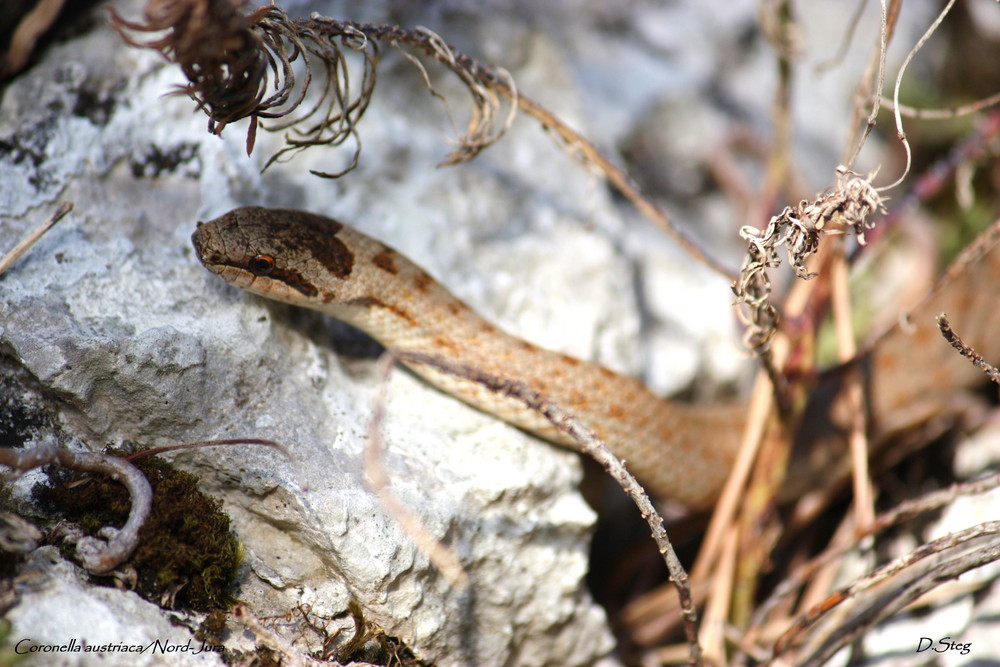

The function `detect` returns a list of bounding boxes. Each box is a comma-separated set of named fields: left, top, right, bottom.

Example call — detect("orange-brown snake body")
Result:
left=192, top=206, right=744, bottom=509
left=193, top=207, right=1000, bottom=509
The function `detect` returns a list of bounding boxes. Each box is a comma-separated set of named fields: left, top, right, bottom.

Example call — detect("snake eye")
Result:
left=249, top=254, right=275, bottom=276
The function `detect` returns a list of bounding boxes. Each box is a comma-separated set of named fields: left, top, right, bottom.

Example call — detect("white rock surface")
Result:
left=0, top=1, right=727, bottom=665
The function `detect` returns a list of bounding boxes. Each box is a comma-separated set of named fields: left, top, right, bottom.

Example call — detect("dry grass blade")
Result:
left=747, top=473, right=1000, bottom=645
left=775, top=521, right=1000, bottom=666
left=391, top=350, right=703, bottom=665
left=0, top=202, right=73, bottom=277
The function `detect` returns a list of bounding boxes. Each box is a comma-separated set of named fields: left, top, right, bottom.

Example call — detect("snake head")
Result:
left=192, top=206, right=356, bottom=307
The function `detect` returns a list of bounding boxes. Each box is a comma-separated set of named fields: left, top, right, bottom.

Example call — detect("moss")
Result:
left=39, top=448, right=241, bottom=611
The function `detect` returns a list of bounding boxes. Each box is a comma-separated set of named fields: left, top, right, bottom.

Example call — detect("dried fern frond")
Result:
left=109, top=0, right=378, bottom=169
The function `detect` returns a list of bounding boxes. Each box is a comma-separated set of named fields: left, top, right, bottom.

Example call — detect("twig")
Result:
left=813, top=0, right=868, bottom=74
left=0, top=443, right=151, bottom=573
left=830, top=246, right=874, bottom=530
left=0, top=202, right=73, bottom=277
left=776, top=521, right=1000, bottom=665
left=879, top=90, right=1000, bottom=119
left=362, top=352, right=469, bottom=590
left=843, top=0, right=890, bottom=171
left=878, top=0, right=958, bottom=192
left=125, top=438, right=291, bottom=461
left=744, top=473, right=1000, bottom=658
left=856, top=109, right=1000, bottom=254
left=392, top=350, right=703, bottom=665
left=937, top=313, right=1000, bottom=385
left=303, top=17, right=735, bottom=280
left=232, top=604, right=330, bottom=667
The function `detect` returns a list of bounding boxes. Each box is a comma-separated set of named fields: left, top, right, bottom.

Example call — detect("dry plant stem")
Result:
left=0, top=202, right=73, bottom=277
left=391, top=350, right=702, bottom=665
left=0, top=443, right=151, bottom=574
left=111, top=3, right=735, bottom=280
left=861, top=109, right=1000, bottom=253
left=126, top=438, right=291, bottom=461
left=364, top=352, right=469, bottom=590
left=793, top=506, right=858, bottom=630
left=937, top=314, right=1000, bottom=384
left=780, top=521, right=1000, bottom=666
left=813, top=0, right=868, bottom=74
left=321, top=17, right=735, bottom=279
left=843, top=0, right=891, bottom=170
left=754, top=0, right=795, bottom=228
left=748, top=474, right=1000, bottom=641
left=693, top=239, right=830, bottom=584
left=880, top=91, right=1000, bottom=119
left=232, top=604, right=330, bottom=667
left=830, top=246, right=874, bottom=530
left=699, top=530, right=737, bottom=665
left=733, top=417, right=791, bottom=627
left=510, top=95, right=736, bottom=281
left=879, top=0, right=958, bottom=192
left=323, top=18, right=735, bottom=280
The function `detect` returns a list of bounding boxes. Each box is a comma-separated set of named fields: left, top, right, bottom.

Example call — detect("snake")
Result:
left=191, top=206, right=746, bottom=509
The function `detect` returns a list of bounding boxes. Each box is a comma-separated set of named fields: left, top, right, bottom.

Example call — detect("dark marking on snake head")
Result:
left=245, top=208, right=354, bottom=280
left=280, top=210, right=353, bottom=279
left=373, top=249, right=399, bottom=275
left=268, top=266, right=319, bottom=297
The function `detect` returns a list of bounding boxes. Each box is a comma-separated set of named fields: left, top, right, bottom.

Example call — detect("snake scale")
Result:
left=192, top=206, right=746, bottom=509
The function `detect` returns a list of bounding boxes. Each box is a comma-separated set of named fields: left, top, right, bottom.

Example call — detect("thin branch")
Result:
left=0, top=202, right=73, bottom=277
left=393, top=350, right=703, bottom=665
left=0, top=443, right=152, bottom=573
left=879, top=90, right=1000, bottom=119
left=125, top=438, right=291, bottom=461
left=363, top=352, right=469, bottom=590
left=937, top=313, right=1000, bottom=385
left=813, top=0, right=869, bottom=74
left=777, top=521, right=1000, bottom=665
left=744, top=473, right=1000, bottom=657
left=844, top=0, right=890, bottom=171
left=830, top=247, right=874, bottom=530
left=879, top=0, right=958, bottom=192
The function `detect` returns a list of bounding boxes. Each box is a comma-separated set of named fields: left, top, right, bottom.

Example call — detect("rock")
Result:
left=0, top=1, right=738, bottom=664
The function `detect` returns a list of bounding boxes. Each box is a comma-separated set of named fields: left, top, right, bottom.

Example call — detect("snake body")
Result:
left=192, top=206, right=745, bottom=509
